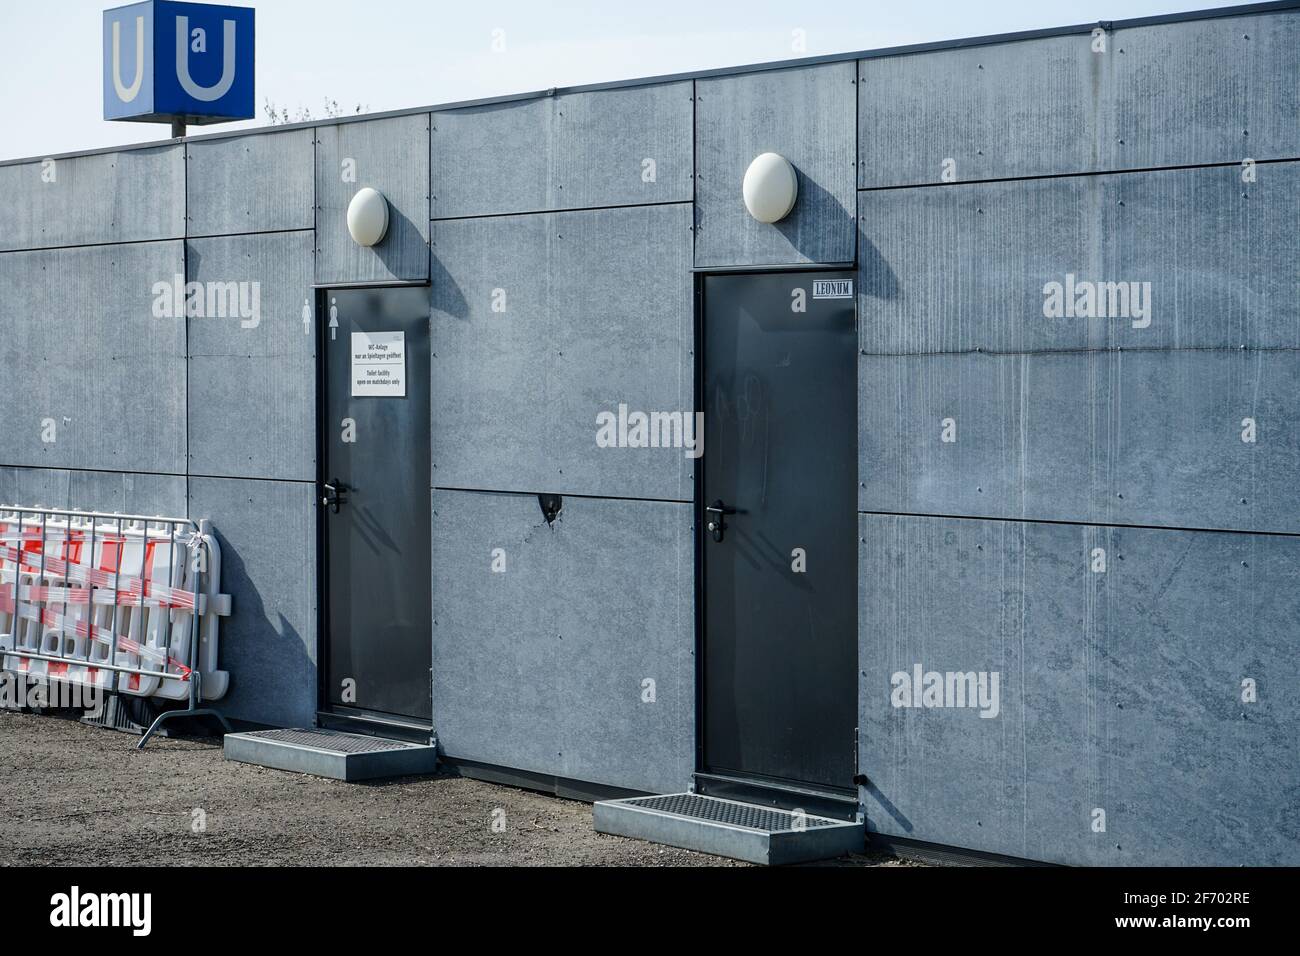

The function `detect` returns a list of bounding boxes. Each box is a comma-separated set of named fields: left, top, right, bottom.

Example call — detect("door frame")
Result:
left=692, top=266, right=860, bottom=814
left=312, top=283, right=434, bottom=743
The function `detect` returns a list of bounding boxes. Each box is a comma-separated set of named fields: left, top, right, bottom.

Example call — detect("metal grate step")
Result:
left=623, top=792, right=842, bottom=832
left=241, top=728, right=414, bottom=754
left=224, top=727, right=438, bottom=782
left=594, top=792, right=864, bottom=865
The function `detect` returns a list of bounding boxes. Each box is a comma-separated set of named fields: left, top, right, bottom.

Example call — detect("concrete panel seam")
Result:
left=858, top=345, right=1300, bottom=358
left=857, top=156, right=1300, bottom=193
left=432, top=485, right=692, bottom=506
left=856, top=508, right=1300, bottom=540
left=431, top=198, right=693, bottom=223
left=0, top=463, right=189, bottom=481
left=184, top=227, right=315, bottom=241
left=0, top=236, right=186, bottom=257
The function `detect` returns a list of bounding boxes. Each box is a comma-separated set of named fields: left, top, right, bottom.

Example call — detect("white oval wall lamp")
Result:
left=742, top=152, right=799, bottom=223
left=347, top=187, right=389, bottom=246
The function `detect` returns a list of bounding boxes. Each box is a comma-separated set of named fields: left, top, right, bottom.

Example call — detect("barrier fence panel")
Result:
left=0, top=505, right=232, bottom=747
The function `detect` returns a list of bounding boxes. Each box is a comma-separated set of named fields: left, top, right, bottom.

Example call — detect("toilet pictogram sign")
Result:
left=103, top=1, right=255, bottom=125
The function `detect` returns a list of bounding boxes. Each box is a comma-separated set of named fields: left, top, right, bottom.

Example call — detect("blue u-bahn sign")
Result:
left=104, top=1, right=254, bottom=124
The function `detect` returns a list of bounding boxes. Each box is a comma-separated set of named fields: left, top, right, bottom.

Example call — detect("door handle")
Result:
left=705, top=500, right=735, bottom=543
left=322, top=479, right=348, bottom=513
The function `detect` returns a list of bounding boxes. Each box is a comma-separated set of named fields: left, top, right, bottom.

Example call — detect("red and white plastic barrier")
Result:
left=0, top=510, right=230, bottom=702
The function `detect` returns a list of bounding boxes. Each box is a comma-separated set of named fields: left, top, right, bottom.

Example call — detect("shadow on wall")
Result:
left=208, top=522, right=314, bottom=728
left=774, top=169, right=853, bottom=259
left=374, top=205, right=423, bottom=278
left=188, top=242, right=203, bottom=283
left=857, top=220, right=900, bottom=303
left=429, top=250, right=468, bottom=320
left=864, top=780, right=914, bottom=834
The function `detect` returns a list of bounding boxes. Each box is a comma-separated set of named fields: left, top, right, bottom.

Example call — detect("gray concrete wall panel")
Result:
left=0, top=242, right=187, bottom=474
left=187, top=128, right=316, bottom=236
left=1112, top=12, right=1300, bottom=171
left=857, top=11, right=1300, bottom=187
left=858, top=163, right=1299, bottom=356
left=188, top=477, right=317, bottom=728
left=186, top=231, right=316, bottom=481
left=0, top=146, right=184, bottom=252
left=431, top=204, right=693, bottom=500
left=858, top=34, right=1106, bottom=188
left=859, top=513, right=1300, bottom=866
left=696, top=63, right=857, bottom=266
left=859, top=351, right=1300, bottom=533
left=431, top=489, right=694, bottom=793
left=0, top=467, right=186, bottom=516
left=315, top=114, right=430, bottom=284
left=432, top=82, right=693, bottom=218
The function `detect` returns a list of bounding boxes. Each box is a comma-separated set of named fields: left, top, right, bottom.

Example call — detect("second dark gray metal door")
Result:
left=322, top=287, right=432, bottom=723
left=701, top=271, right=857, bottom=791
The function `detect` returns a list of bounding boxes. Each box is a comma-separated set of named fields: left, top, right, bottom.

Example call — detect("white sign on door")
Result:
left=350, top=330, right=406, bottom=397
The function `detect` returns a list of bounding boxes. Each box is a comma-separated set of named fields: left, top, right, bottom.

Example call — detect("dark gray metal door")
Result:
left=701, top=271, right=857, bottom=791
left=322, top=287, right=432, bottom=723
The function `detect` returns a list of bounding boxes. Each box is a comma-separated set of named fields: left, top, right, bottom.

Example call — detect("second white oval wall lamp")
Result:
left=347, top=187, right=390, bottom=246
left=742, top=152, right=798, bottom=223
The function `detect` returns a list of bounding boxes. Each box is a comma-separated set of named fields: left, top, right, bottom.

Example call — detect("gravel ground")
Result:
left=0, top=711, right=906, bottom=867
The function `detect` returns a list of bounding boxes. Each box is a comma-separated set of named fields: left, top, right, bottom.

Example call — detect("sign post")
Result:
left=103, top=1, right=255, bottom=136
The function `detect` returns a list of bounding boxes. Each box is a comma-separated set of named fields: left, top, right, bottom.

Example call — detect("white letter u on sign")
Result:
left=112, top=17, right=145, bottom=102
left=175, top=16, right=237, bottom=102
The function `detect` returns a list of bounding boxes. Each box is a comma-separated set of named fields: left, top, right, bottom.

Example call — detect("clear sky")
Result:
left=1, top=0, right=1247, bottom=161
